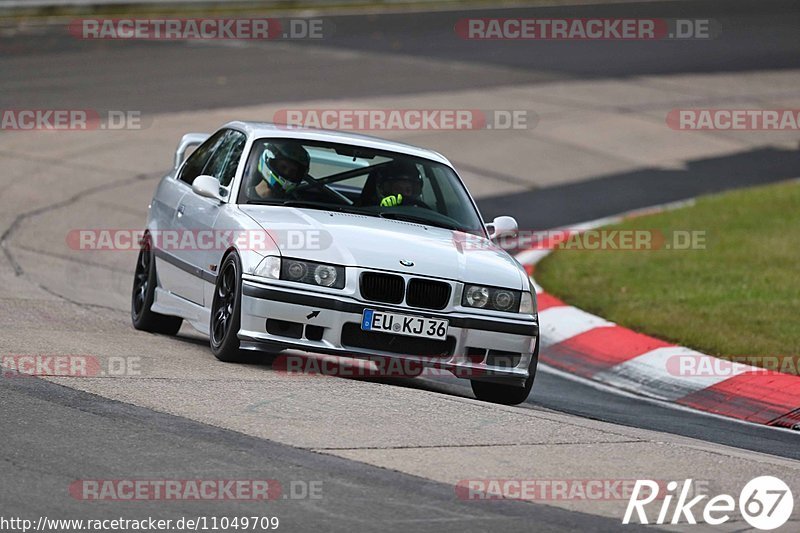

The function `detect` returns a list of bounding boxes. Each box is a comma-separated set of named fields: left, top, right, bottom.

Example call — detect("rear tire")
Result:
left=209, top=253, right=250, bottom=363
left=131, top=237, right=183, bottom=335
left=471, top=339, right=539, bottom=405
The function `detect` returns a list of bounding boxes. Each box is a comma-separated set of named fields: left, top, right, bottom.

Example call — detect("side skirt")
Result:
left=152, top=287, right=211, bottom=335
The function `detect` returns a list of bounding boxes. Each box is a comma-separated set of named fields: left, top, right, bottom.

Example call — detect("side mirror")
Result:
left=486, top=216, right=518, bottom=240
left=192, top=175, right=223, bottom=201
left=174, top=132, right=210, bottom=169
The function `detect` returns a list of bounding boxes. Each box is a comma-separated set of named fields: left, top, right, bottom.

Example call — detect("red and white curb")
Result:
left=513, top=202, right=800, bottom=430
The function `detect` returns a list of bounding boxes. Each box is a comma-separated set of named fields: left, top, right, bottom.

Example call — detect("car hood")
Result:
left=239, top=206, right=526, bottom=289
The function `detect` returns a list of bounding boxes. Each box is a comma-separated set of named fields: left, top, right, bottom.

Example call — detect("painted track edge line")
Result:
left=538, top=363, right=800, bottom=437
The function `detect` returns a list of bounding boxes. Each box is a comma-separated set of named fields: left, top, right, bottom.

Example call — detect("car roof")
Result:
left=224, top=121, right=453, bottom=166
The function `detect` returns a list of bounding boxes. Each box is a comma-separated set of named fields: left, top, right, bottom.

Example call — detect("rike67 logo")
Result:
left=623, top=476, right=794, bottom=530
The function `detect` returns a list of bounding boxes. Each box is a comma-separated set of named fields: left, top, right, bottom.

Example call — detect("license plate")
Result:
left=361, top=309, right=448, bottom=340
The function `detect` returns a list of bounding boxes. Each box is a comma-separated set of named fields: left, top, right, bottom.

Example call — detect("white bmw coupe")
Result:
left=132, top=122, right=539, bottom=404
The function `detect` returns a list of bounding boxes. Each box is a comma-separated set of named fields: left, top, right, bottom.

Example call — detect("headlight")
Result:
left=493, top=290, right=515, bottom=311
left=519, top=291, right=535, bottom=314
left=462, top=284, right=522, bottom=312
left=464, top=285, right=489, bottom=308
left=287, top=261, right=307, bottom=280
left=281, top=258, right=345, bottom=289
left=253, top=256, right=280, bottom=279
left=313, top=265, right=338, bottom=287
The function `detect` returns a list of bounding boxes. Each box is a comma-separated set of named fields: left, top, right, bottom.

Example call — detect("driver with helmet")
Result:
left=376, top=161, right=424, bottom=207
left=250, top=141, right=311, bottom=199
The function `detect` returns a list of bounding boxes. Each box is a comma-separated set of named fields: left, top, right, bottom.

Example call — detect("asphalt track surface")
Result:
left=1, top=0, right=798, bottom=112
left=1, top=375, right=645, bottom=532
left=1, top=0, right=799, bottom=529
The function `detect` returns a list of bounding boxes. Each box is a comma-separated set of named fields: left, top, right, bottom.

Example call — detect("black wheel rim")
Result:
left=211, top=260, right=237, bottom=347
left=132, top=242, right=151, bottom=319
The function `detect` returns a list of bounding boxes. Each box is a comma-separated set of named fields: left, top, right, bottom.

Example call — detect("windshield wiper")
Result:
left=249, top=200, right=338, bottom=211
left=250, top=200, right=369, bottom=216
left=379, top=212, right=462, bottom=231
left=283, top=200, right=343, bottom=210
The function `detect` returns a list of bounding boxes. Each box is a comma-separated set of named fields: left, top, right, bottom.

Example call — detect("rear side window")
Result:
left=204, top=130, right=247, bottom=188
left=177, top=130, right=227, bottom=185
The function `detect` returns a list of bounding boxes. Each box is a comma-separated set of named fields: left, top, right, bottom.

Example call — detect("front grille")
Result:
left=341, top=323, right=455, bottom=357
left=360, top=272, right=405, bottom=304
left=406, top=278, right=451, bottom=310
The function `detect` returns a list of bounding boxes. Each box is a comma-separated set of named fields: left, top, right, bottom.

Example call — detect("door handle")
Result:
left=177, top=204, right=185, bottom=217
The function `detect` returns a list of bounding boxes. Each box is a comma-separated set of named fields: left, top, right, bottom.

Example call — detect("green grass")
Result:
left=536, top=180, right=800, bottom=371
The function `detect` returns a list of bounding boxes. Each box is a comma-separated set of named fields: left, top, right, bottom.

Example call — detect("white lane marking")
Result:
left=512, top=199, right=696, bottom=269
left=593, top=346, right=753, bottom=401
left=539, top=363, right=798, bottom=435
left=568, top=215, right=623, bottom=232
left=538, top=306, right=615, bottom=347
left=515, top=248, right=550, bottom=268
left=531, top=279, right=544, bottom=295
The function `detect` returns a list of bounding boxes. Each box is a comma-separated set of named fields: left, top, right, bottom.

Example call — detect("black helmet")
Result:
left=376, top=160, right=423, bottom=198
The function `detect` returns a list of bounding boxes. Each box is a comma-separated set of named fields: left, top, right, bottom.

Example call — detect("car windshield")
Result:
left=238, top=138, right=485, bottom=234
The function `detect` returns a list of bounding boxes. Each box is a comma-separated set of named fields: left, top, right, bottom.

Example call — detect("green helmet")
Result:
left=258, top=142, right=310, bottom=191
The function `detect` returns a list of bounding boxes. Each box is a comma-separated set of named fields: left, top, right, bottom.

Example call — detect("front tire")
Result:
left=471, top=339, right=539, bottom=405
left=131, top=237, right=183, bottom=335
left=209, top=253, right=249, bottom=363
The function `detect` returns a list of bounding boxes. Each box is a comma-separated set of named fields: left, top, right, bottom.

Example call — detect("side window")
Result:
left=205, top=130, right=246, bottom=188
left=177, top=130, right=227, bottom=185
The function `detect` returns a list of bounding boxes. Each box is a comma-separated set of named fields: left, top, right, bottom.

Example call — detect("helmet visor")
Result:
left=270, top=156, right=305, bottom=182
left=382, top=176, right=422, bottom=198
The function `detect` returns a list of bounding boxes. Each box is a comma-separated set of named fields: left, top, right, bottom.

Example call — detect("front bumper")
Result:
left=238, top=279, right=539, bottom=386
